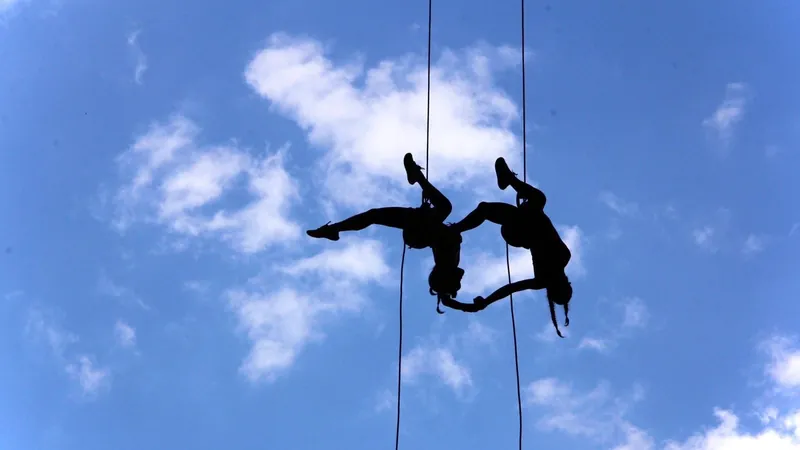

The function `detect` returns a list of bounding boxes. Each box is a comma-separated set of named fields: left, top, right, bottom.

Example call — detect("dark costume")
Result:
left=307, top=153, right=465, bottom=304
left=448, top=158, right=573, bottom=337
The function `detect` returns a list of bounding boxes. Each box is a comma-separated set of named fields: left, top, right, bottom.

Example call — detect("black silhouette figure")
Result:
left=307, top=153, right=465, bottom=310
left=449, top=157, right=573, bottom=337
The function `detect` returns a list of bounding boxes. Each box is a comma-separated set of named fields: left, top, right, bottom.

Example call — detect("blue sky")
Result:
left=2, top=0, right=800, bottom=449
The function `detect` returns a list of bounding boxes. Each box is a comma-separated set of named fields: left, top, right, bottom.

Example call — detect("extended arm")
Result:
left=477, top=277, right=546, bottom=309
left=439, top=296, right=481, bottom=313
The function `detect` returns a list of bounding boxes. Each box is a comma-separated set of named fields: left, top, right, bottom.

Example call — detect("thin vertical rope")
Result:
left=520, top=0, right=528, bottom=184
left=507, top=243, right=523, bottom=450
left=425, top=0, right=432, bottom=179
left=399, top=0, right=432, bottom=441
left=421, top=0, right=433, bottom=208
left=395, top=246, right=407, bottom=450
left=508, top=0, right=528, bottom=448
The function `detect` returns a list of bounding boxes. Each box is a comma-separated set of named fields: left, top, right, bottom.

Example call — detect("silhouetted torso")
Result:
left=509, top=203, right=570, bottom=279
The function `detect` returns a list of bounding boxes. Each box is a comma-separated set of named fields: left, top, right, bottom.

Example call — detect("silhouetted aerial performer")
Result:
left=307, top=153, right=465, bottom=310
left=449, top=157, right=573, bottom=337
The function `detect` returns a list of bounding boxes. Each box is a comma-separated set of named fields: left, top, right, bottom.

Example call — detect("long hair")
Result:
left=546, top=279, right=572, bottom=338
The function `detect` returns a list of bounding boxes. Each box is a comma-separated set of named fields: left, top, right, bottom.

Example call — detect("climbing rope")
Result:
left=396, top=1, right=433, bottom=449
left=397, top=0, right=528, bottom=448
left=507, top=0, right=528, bottom=448
left=395, top=246, right=406, bottom=450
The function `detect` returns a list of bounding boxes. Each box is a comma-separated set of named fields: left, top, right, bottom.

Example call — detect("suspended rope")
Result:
left=423, top=0, right=433, bottom=191
left=395, top=246, right=407, bottom=450
left=396, top=1, right=433, bottom=449
left=507, top=0, right=527, bottom=448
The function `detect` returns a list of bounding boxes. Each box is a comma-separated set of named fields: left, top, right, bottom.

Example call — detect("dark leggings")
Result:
left=455, top=179, right=546, bottom=234
left=455, top=202, right=517, bottom=233
left=330, top=176, right=452, bottom=233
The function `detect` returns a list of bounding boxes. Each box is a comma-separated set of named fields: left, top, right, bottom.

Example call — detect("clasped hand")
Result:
left=440, top=295, right=488, bottom=313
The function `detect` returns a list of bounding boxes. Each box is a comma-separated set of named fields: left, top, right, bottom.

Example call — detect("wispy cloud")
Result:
left=703, top=82, right=749, bottom=148
left=622, top=297, right=649, bottom=329
left=281, top=238, right=390, bottom=283
left=532, top=337, right=800, bottom=449
left=66, top=356, right=111, bottom=397
left=599, top=191, right=639, bottom=217
left=401, top=345, right=473, bottom=395
left=576, top=297, right=649, bottom=353
left=26, top=307, right=79, bottom=359
left=97, top=273, right=150, bottom=310
left=127, top=30, right=148, bottom=84
left=228, top=238, right=388, bottom=383
left=578, top=338, right=610, bottom=352
left=244, top=33, right=524, bottom=211
left=0, top=0, right=22, bottom=14
left=26, top=307, right=111, bottom=398
left=114, top=320, right=136, bottom=348
left=524, top=378, right=644, bottom=443
left=742, top=234, right=767, bottom=256
left=560, top=225, right=586, bottom=278
left=112, top=115, right=301, bottom=253
left=761, top=335, right=800, bottom=392
left=693, top=226, right=716, bottom=251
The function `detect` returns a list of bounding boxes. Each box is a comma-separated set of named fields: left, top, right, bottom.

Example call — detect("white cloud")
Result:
left=693, top=226, right=716, bottom=251
left=374, top=389, right=395, bottom=413
left=0, top=0, right=21, bottom=14
left=26, top=307, right=78, bottom=358
left=560, top=225, right=586, bottom=278
left=114, top=320, right=136, bottom=348
left=183, top=280, right=209, bottom=294
left=663, top=408, right=800, bottom=450
left=113, top=115, right=301, bottom=253
left=97, top=273, right=150, bottom=310
left=536, top=321, right=569, bottom=342
left=692, top=209, right=732, bottom=253
left=600, top=191, right=639, bottom=217
left=703, top=82, right=748, bottom=146
left=127, top=30, right=147, bottom=84
left=26, top=307, right=110, bottom=398
left=158, top=149, right=247, bottom=220
left=460, top=246, right=533, bottom=296
left=578, top=337, right=610, bottom=352
left=622, top=297, right=649, bottom=329
left=65, top=356, right=111, bottom=397
left=526, top=376, right=800, bottom=449
left=532, top=335, right=800, bottom=449
left=281, top=238, right=390, bottom=283
left=525, top=378, right=641, bottom=442
left=401, top=345, right=473, bottom=394
left=762, top=335, right=800, bottom=391
left=613, top=423, right=655, bottom=450
left=574, top=298, right=648, bottom=352
left=743, top=234, right=766, bottom=255
left=462, top=319, right=497, bottom=346
left=228, top=238, right=388, bottom=382
left=229, top=288, right=318, bottom=383
left=244, top=33, right=522, bottom=210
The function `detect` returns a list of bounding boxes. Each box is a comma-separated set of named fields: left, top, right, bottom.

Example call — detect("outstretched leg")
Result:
left=495, top=157, right=547, bottom=209
left=307, top=207, right=413, bottom=241
left=404, top=153, right=452, bottom=222
left=451, top=201, right=516, bottom=233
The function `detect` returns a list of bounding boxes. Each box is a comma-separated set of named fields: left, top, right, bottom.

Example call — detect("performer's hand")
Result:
left=440, top=296, right=480, bottom=313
